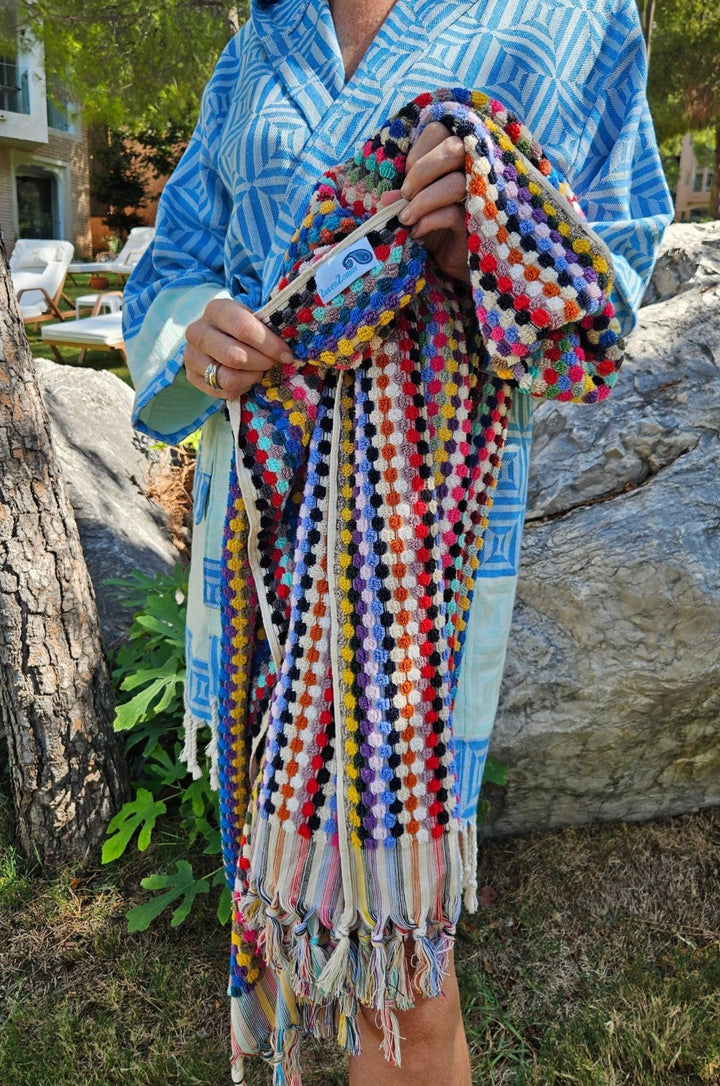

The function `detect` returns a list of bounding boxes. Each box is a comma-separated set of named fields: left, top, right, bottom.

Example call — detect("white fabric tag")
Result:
left=314, top=236, right=380, bottom=303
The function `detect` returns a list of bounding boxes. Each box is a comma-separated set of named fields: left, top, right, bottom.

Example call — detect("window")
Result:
left=692, top=171, right=704, bottom=192
left=0, top=55, right=30, bottom=114
left=46, top=77, right=76, bottom=132
left=705, top=171, right=714, bottom=192
left=16, top=167, right=59, bottom=238
left=47, top=96, right=73, bottom=132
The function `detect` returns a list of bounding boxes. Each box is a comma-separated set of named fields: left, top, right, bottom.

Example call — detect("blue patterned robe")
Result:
left=123, top=0, right=672, bottom=828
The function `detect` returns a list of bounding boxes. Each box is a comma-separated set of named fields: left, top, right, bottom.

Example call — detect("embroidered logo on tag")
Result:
left=314, top=237, right=380, bottom=303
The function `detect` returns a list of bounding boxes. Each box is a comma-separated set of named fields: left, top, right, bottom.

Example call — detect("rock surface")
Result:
left=483, top=222, right=720, bottom=834
left=641, top=219, right=720, bottom=305
left=35, top=359, right=181, bottom=649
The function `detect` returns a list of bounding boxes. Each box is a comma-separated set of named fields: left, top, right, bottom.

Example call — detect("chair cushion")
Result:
left=40, top=312, right=124, bottom=347
left=10, top=241, right=68, bottom=270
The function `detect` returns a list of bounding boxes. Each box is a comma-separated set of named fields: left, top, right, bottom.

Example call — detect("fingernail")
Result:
left=400, top=184, right=411, bottom=201
left=281, top=351, right=294, bottom=365
left=399, top=206, right=412, bottom=224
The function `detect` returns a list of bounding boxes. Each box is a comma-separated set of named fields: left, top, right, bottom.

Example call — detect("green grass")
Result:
left=25, top=273, right=131, bottom=384
left=0, top=787, right=718, bottom=1086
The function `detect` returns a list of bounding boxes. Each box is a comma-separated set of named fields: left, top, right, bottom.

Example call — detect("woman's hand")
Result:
left=381, top=121, right=468, bottom=284
left=185, top=298, right=294, bottom=399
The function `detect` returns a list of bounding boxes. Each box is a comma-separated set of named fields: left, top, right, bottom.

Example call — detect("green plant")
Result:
left=477, top=755, right=508, bottom=828
left=103, top=232, right=122, bottom=255
left=105, top=566, right=231, bottom=931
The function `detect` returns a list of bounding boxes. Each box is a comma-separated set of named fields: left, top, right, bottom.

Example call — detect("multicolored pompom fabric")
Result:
left=211, top=89, right=623, bottom=1085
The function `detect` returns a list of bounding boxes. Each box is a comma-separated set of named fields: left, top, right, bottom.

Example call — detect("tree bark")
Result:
left=712, top=124, right=720, bottom=221
left=0, top=231, right=129, bottom=870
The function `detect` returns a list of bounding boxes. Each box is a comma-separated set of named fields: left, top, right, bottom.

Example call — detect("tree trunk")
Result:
left=0, top=232, right=129, bottom=870
left=711, top=124, right=720, bottom=221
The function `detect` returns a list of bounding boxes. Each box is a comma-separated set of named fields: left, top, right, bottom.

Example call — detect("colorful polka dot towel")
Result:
left=209, top=89, right=622, bottom=1085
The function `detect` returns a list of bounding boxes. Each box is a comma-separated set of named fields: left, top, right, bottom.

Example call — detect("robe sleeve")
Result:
left=570, top=0, right=674, bottom=336
left=122, top=34, right=252, bottom=443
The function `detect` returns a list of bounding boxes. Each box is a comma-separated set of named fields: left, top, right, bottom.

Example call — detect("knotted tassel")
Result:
left=291, top=922, right=330, bottom=1004
left=367, top=935, right=389, bottom=1010
left=180, top=697, right=202, bottom=780
left=263, top=904, right=290, bottom=972
left=302, top=994, right=335, bottom=1041
left=309, top=931, right=330, bottom=988
left=290, top=920, right=315, bottom=1001
left=352, top=930, right=371, bottom=1005
left=385, top=929, right=413, bottom=1011
left=316, top=927, right=352, bottom=1000
left=411, top=927, right=450, bottom=999
left=270, top=1029, right=302, bottom=1086
left=337, top=987, right=362, bottom=1056
left=379, top=1003, right=402, bottom=1066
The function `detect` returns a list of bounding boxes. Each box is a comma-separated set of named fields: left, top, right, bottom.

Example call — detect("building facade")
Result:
left=674, top=132, right=715, bottom=223
left=0, top=14, right=91, bottom=255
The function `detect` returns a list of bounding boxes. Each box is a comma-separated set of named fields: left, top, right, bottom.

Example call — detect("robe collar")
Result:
left=250, top=0, right=475, bottom=124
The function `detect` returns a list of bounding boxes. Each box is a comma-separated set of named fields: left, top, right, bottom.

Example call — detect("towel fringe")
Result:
left=180, top=694, right=221, bottom=789
left=411, top=928, right=452, bottom=999
left=354, top=932, right=388, bottom=1009
left=301, top=996, right=335, bottom=1042
left=180, top=698, right=202, bottom=780
left=290, top=925, right=313, bottom=1001
left=270, top=1029, right=302, bottom=1086
left=263, top=906, right=291, bottom=973
left=206, top=696, right=221, bottom=791
left=290, top=918, right=330, bottom=1002
left=336, top=1003, right=362, bottom=1056
left=379, top=1003, right=402, bottom=1066
left=316, top=928, right=352, bottom=1000
left=386, top=929, right=414, bottom=1011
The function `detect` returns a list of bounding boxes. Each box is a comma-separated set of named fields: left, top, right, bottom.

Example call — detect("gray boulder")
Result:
left=35, top=359, right=182, bottom=649
left=641, top=219, right=720, bottom=305
left=483, top=222, right=720, bottom=834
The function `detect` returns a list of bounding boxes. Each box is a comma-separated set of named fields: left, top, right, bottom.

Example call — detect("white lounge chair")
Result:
left=68, top=226, right=155, bottom=279
left=10, top=239, right=75, bottom=326
left=41, top=312, right=126, bottom=365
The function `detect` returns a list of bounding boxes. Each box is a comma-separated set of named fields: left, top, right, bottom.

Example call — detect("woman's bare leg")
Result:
left=348, top=952, right=471, bottom=1086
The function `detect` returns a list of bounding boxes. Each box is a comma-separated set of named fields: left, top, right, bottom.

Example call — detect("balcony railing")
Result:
left=0, top=58, right=30, bottom=115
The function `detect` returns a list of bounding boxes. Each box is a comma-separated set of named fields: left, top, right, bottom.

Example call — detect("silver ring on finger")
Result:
left=204, top=361, right=222, bottom=391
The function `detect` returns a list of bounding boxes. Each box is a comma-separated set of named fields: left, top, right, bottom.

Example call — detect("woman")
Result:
left=123, top=2, right=673, bottom=1083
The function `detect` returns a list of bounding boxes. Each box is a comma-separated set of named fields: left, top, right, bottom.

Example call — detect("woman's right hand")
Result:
left=185, top=298, right=294, bottom=399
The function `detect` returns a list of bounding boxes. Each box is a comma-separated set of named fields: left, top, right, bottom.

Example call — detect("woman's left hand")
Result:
left=381, top=121, right=468, bottom=284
